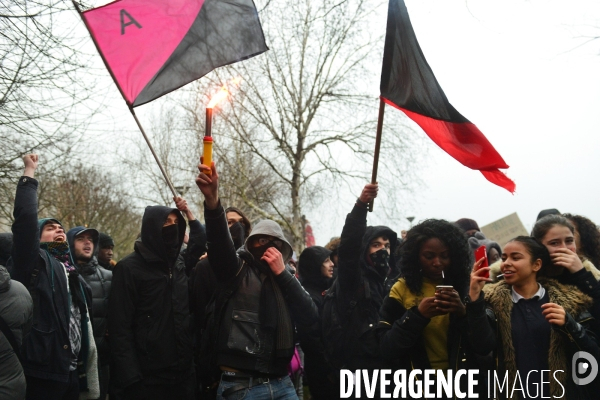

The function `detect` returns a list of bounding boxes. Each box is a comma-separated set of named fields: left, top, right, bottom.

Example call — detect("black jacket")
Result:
left=204, top=202, right=319, bottom=376
left=0, top=265, right=32, bottom=399
left=377, top=291, right=476, bottom=399
left=297, top=246, right=336, bottom=399
left=108, top=207, right=204, bottom=389
left=74, top=257, right=112, bottom=364
left=10, top=176, right=93, bottom=383
left=331, top=202, right=397, bottom=370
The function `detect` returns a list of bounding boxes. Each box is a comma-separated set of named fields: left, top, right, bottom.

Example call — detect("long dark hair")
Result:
left=531, top=214, right=574, bottom=241
left=400, top=219, right=472, bottom=299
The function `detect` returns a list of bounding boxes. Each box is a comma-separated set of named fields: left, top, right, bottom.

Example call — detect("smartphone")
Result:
left=474, top=245, right=489, bottom=279
left=435, top=285, right=454, bottom=292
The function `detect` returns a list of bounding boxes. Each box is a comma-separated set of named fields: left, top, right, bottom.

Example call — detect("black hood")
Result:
left=298, top=246, right=332, bottom=289
left=361, top=226, right=398, bottom=275
left=0, top=232, right=13, bottom=266
left=137, top=206, right=186, bottom=264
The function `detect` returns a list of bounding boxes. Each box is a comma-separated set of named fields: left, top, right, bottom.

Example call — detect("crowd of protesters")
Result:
left=2, top=154, right=600, bottom=400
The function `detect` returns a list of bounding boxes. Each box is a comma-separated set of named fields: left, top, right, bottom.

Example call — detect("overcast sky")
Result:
left=72, top=0, right=600, bottom=245
left=309, top=0, right=600, bottom=244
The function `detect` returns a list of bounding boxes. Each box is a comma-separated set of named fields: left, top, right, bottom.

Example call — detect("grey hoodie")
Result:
left=244, top=220, right=293, bottom=261
left=0, top=265, right=33, bottom=399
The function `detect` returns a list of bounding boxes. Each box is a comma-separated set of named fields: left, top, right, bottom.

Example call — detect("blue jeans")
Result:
left=216, top=375, right=298, bottom=400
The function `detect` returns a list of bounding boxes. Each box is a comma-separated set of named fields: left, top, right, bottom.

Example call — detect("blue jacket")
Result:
left=10, top=176, right=93, bottom=383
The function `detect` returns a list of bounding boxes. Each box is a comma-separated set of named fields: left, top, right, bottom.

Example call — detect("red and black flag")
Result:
left=380, top=0, right=515, bottom=192
left=79, top=0, right=268, bottom=107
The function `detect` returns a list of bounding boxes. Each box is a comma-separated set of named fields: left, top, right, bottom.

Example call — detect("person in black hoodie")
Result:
left=10, top=154, right=97, bottom=400
left=195, top=160, right=319, bottom=400
left=108, top=200, right=204, bottom=400
left=297, top=246, right=336, bottom=400
left=67, top=226, right=112, bottom=400
left=320, top=183, right=397, bottom=395
left=189, top=206, right=251, bottom=399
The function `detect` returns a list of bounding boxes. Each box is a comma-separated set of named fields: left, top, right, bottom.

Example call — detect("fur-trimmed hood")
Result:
left=482, top=278, right=592, bottom=399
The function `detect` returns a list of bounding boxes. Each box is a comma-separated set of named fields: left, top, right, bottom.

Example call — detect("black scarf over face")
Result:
left=369, top=248, right=391, bottom=278
left=162, top=224, right=180, bottom=261
left=249, top=243, right=276, bottom=264
left=229, top=222, right=246, bottom=250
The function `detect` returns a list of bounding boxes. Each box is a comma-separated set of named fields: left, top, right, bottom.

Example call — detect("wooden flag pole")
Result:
left=129, top=107, right=178, bottom=197
left=369, top=97, right=386, bottom=212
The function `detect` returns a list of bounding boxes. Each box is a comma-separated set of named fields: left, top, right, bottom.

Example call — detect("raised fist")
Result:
left=23, top=154, right=39, bottom=170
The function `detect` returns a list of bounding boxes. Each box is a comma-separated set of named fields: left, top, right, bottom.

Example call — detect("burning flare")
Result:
left=206, top=77, right=242, bottom=108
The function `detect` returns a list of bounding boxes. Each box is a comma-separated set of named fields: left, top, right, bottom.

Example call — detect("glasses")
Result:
left=256, top=237, right=283, bottom=248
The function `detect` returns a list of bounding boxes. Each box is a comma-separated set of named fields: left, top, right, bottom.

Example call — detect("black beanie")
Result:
left=98, top=232, right=115, bottom=248
left=536, top=209, right=560, bottom=221
left=454, top=218, right=480, bottom=233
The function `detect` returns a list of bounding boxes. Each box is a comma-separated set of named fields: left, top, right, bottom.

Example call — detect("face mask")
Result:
left=162, top=224, right=180, bottom=260
left=229, top=222, right=246, bottom=250
left=249, top=243, right=276, bottom=263
left=369, top=249, right=390, bottom=277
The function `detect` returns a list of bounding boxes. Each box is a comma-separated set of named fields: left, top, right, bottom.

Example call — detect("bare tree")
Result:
left=181, top=0, right=423, bottom=252
left=2, top=164, right=141, bottom=259
left=121, top=99, right=285, bottom=226
left=116, top=0, right=425, bottom=252
left=0, top=0, right=103, bottom=190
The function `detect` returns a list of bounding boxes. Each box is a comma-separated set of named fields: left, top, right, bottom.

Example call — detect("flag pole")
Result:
left=72, top=0, right=177, bottom=197
left=369, top=97, right=386, bottom=212
left=129, top=107, right=178, bottom=197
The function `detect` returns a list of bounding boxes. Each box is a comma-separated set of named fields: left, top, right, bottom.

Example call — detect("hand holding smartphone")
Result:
left=474, top=245, right=489, bottom=279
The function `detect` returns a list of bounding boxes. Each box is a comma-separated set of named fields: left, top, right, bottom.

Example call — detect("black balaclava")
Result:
left=162, top=224, right=179, bottom=260
left=230, top=222, right=246, bottom=250
left=249, top=242, right=277, bottom=265
left=369, top=249, right=391, bottom=278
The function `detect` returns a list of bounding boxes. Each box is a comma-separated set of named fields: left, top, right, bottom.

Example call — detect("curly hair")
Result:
left=324, top=236, right=341, bottom=254
left=563, top=213, right=600, bottom=268
left=400, top=219, right=473, bottom=300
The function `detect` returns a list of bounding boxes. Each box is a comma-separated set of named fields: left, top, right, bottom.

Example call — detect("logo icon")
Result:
left=572, top=351, right=598, bottom=385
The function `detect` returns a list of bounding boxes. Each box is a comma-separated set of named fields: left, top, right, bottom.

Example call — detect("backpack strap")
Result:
left=0, top=315, right=21, bottom=363
left=363, top=278, right=371, bottom=300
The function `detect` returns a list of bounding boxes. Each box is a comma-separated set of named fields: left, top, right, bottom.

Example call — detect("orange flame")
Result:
left=207, top=87, right=228, bottom=108
left=206, top=77, right=243, bottom=108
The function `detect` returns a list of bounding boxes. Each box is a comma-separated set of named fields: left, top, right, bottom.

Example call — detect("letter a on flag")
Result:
left=80, top=0, right=268, bottom=107
left=380, top=0, right=515, bottom=192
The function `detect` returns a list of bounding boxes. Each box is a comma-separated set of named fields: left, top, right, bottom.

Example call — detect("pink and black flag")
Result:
left=380, top=0, right=515, bottom=192
left=79, top=0, right=268, bottom=107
